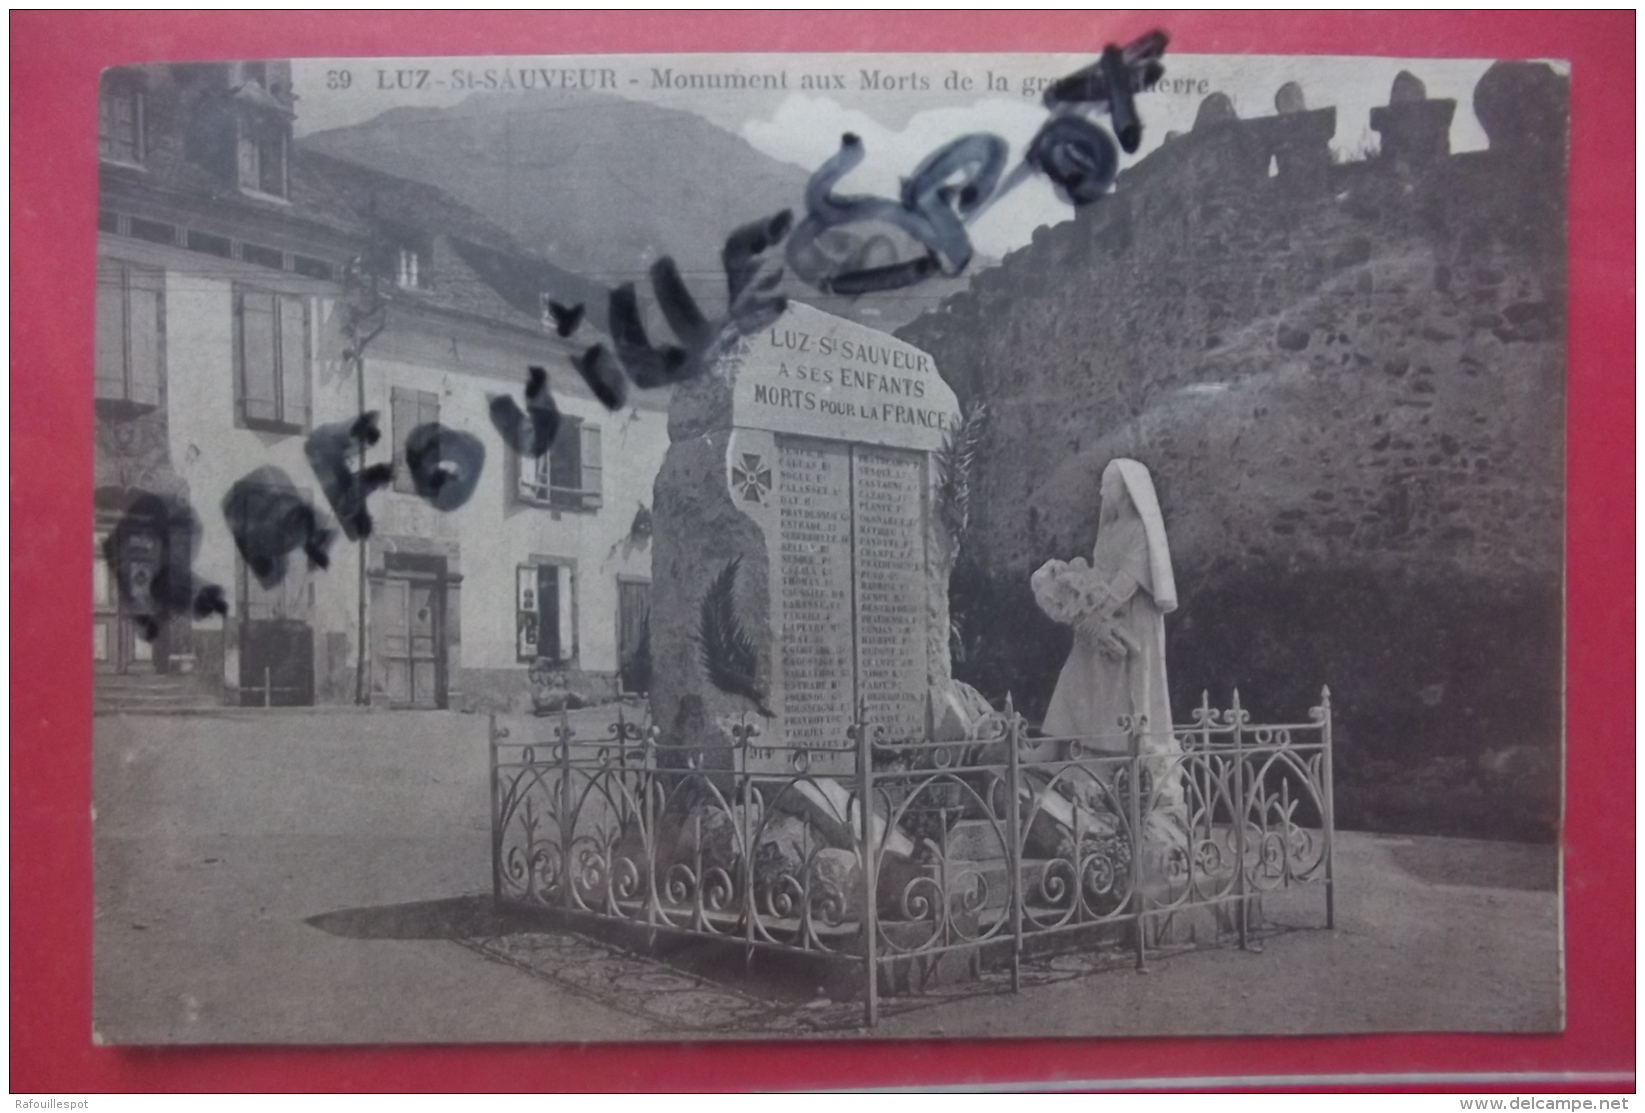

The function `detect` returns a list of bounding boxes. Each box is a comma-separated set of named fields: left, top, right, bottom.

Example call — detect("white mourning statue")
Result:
left=1031, top=458, right=1178, bottom=758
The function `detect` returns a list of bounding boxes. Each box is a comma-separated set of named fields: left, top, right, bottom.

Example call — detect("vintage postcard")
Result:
left=92, top=44, right=1567, bottom=1043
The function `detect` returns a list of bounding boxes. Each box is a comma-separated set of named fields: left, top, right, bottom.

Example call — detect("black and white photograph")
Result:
left=91, top=43, right=1567, bottom=1043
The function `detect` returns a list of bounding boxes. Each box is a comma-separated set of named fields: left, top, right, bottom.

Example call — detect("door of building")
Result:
left=93, top=526, right=157, bottom=676
left=239, top=619, right=315, bottom=706
left=372, top=560, right=446, bottom=709
left=236, top=553, right=315, bottom=707
left=617, top=579, right=651, bottom=693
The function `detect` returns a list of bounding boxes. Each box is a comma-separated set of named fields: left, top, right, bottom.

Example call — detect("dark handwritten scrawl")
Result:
left=1040, top=30, right=1169, bottom=153
left=781, top=30, right=1167, bottom=296
left=545, top=299, right=584, bottom=338
left=719, top=208, right=793, bottom=337
left=786, top=132, right=1008, bottom=295
left=403, top=423, right=486, bottom=512
left=650, top=257, right=714, bottom=355
left=304, top=412, right=395, bottom=541
left=504, top=37, right=1164, bottom=446
left=1025, top=115, right=1120, bottom=206
left=572, top=343, right=629, bottom=411
left=605, top=283, right=692, bottom=390
left=545, top=210, right=794, bottom=421
left=222, top=466, right=336, bottom=589
left=104, top=492, right=228, bottom=641
left=722, top=209, right=793, bottom=304
left=489, top=365, right=562, bottom=455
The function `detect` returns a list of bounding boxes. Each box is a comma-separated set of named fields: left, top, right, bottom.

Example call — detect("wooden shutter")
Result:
left=536, top=564, right=561, bottom=660
left=516, top=564, right=538, bottom=660
left=548, top=418, right=581, bottom=495
left=557, top=564, right=575, bottom=660
left=278, top=294, right=309, bottom=428
left=392, top=388, right=441, bottom=493
left=618, top=581, right=650, bottom=663
left=95, top=260, right=127, bottom=399
left=509, top=441, right=526, bottom=504
left=416, top=390, right=440, bottom=429
left=580, top=424, right=603, bottom=508
left=237, top=127, right=258, bottom=191
left=126, top=264, right=163, bottom=407
left=237, top=289, right=279, bottom=424
left=97, top=94, right=115, bottom=159
left=391, top=388, right=419, bottom=493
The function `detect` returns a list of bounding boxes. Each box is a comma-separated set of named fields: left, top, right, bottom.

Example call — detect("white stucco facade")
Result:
left=97, top=230, right=670, bottom=710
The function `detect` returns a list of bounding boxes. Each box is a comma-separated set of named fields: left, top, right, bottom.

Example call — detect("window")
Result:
left=240, top=242, right=284, bottom=270
left=516, top=563, right=575, bottom=663
left=396, top=248, right=422, bottom=289
left=127, top=218, right=177, bottom=246
left=292, top=255, right=334, bottom=281
left=185, top=230, right=233, bottom=259
left=517, top=418, right=603, bottom=510
left=95, top=259, right=163, bottom=408
left=391, top=387, right=441, bottom=494
left=98, top=84, right=143, bottom=165
left=93, top=531, right=114, bottom=665
left=233, top=286, right=310, bottom=431
left=237, top=112, right=289, bottom=198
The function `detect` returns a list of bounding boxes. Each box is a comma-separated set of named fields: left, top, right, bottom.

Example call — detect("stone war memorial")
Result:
left=650, top=302, right=963, bottom=778
left=584, top=297, right=1321, bottom=1024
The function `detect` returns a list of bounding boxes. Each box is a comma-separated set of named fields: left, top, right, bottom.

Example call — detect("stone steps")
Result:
left=94, top=673, right=213, bottom=714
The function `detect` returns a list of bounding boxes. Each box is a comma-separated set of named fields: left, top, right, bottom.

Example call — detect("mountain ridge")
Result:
left=300, top=91, right=993, bottom=331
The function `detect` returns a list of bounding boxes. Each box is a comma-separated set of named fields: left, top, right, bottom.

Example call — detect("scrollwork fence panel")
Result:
left=490, top=688, right=1336, bottom=1027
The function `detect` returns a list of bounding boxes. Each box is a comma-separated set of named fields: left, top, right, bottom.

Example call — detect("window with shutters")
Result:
left=391, top=386, right=441, bottom=494
left=95, top=259, right=164, bottom=410
left=233, top=286, right=310, bottom=432
left=516, top=561, right=576, bottom=663
left=237, top=111, right=289, bottom=200
left=97, top=83, right=144, bottom=166
left=516, top=418, right=603, bottom=511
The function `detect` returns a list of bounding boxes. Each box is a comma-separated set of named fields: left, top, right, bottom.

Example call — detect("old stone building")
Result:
left=898, top=63, right=1569, bottom=840
left=95, top=61, right=667, bottom=712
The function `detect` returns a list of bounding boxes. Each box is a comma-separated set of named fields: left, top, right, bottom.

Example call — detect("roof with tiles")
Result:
left=294, top=147, right=610, bottom=334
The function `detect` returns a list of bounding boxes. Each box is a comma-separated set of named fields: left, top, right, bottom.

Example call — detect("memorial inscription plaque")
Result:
left=851, top=447, right=929, bottom=739
left=774, top=436, right=855, bottom=752
left=651, top=302, right=961, bottom=777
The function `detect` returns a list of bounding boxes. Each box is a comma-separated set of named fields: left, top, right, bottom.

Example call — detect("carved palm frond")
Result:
left=696, top=557, right=773, bottom=717
left=937, top=401, right=988, bottom=542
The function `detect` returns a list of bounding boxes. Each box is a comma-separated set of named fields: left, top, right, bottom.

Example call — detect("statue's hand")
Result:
left=1077, top=615, right=1131, bottom=659
left=1073, top=613, right=1104, bottom=643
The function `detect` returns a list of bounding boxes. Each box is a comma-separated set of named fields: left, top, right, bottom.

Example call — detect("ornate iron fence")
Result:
left=490, top=688, right=1335, bottom=1027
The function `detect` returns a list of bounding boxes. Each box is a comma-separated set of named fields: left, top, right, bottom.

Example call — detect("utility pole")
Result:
left=341, top=195, right=388, bottom=705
